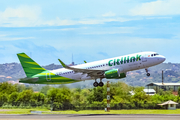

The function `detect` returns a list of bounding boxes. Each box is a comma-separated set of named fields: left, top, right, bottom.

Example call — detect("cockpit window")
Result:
left=151, top=53, right=159, bottom=57
left=154, top=53, right=159, bottom=56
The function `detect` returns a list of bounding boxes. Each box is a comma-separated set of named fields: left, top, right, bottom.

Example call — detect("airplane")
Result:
left=17, top=51, right=165, bottom=87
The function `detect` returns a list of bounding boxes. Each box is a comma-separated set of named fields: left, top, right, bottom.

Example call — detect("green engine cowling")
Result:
left=104, top=69, right=126, bottom=79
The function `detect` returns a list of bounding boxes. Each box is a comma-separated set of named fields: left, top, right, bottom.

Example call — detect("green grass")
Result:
left=0, top=108, right=180, bottom=114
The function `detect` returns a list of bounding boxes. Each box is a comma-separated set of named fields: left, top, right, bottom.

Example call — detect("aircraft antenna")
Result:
left=72, top=54, right=74, bottom=65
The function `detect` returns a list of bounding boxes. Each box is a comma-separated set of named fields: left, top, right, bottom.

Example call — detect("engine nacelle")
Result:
left=104, top=69, right=126, bottom=79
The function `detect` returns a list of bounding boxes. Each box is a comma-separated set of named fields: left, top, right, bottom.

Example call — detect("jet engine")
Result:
left=104, top=69, right=126, bottom=79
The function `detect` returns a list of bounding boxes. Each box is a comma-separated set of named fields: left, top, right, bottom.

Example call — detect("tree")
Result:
left=8, top=92, right=19, bottom=106
left=14, top=84, right=26, bottom=92
left=16, top=89, right=33, bottom=106
left=47, top=87, right=72, bottom=110
left=87, top=86, right=105, bottom=104
left=130, top=87, right=150, bottom=108
left=110, top=82, right=131, bottom=100
left=31, top=92, right=45, bottom=106
left=0, top=82, right=17, bottom=94
left=178, top=87, right=180, bottom=96
left=0, top=93, right=8, bottom=106
left=47, top=88, right=59, bottom=103
left=40, top=86, right=52, bottom=95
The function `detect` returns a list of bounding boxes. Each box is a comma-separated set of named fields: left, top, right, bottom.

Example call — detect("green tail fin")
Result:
left=17, top=53, right=46, bottom=77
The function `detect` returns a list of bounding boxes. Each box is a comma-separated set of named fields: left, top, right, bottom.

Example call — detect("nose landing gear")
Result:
left=145, top=69, right=150, bottom=77
left=147, top=73, right=150, bottom=76
left=93, top=78, right=104, bottom=87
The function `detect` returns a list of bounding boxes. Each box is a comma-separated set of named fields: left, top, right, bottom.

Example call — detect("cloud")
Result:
left=0, top=5, right=139, bottom=27
left=130, top=0, right=180, bottom=16
left=44, top=17, right=77, bottom=26
left=102, top=11, right=116, bottom=17
left=82, top=27, right=137, bottom=35
left=0, top=37, right=35, bottom=41
left=43, top=16, right=137, bottom=26
left=0, top=34, right=7, bottom=37
left=0, top=5, right=41, bottom=27
left=78, top=17, right=139, bottom=25
left=0, top=34, right=35, bottom=41
left=42, top=28, right=76, bottom=31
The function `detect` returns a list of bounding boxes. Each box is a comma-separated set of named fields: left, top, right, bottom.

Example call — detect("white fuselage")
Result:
left=51, top=51, right=165, bottom=81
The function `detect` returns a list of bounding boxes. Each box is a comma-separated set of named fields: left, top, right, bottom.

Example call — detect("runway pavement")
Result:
left=0, top=114, right=180, bottom=120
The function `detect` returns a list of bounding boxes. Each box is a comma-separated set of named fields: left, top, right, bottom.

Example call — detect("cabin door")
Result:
left=46, top=73, right=51, bottom=81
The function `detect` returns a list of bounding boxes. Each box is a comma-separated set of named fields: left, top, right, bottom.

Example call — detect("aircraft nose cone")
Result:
left=158, top=55, right=166, bottom=63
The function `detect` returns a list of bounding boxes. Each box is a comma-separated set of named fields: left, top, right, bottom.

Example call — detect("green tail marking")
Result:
left=17, top=53, right=46, bottom=77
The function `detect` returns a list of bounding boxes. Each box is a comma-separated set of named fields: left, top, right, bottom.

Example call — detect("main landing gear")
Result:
left=145, top=69, right=150, bottom=77
left=93, top=78, right=104, bottom=87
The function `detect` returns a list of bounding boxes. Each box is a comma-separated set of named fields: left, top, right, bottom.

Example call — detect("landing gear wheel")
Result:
left=147, top=73, right=150, bottom=77
left=145, top=69, right=150, bottom=77
left=99, top=82, right=104, bottom=87
left=93, top=82, right=99, bottom=87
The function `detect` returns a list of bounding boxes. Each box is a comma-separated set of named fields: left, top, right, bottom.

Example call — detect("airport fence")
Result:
left=1, top=102, right=180, bottom=110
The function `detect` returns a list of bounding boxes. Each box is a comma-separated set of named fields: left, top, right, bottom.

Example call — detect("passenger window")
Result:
left=154, top=54, right=156, bottom=56
left=151, top=54, right=153, bottom=57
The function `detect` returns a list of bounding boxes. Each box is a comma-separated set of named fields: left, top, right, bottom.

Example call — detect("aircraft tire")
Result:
left=147, top=73, right=150, bottom=77
left=93, top=82, right=99, bottom=87
left=99, top=82, right=104, bottom=87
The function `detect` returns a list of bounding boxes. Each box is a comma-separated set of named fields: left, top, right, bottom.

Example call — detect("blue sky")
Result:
left=0, top=0, right=180, bottom=65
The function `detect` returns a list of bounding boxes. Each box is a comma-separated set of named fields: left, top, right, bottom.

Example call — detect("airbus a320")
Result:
left=17, top=51, right=165, bottom=87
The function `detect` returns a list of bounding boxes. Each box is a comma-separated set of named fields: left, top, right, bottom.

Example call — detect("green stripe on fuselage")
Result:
left=19, top=72, right=80, bottom=84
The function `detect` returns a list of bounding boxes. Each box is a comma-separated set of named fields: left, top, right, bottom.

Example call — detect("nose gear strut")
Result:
left=145, top=69, right=150, bottom=77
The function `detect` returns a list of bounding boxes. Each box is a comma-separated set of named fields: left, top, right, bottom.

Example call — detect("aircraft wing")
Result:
left=58, top=59, right=104, bottom=78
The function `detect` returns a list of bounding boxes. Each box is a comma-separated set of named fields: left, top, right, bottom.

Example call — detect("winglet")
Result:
left=84, top=60, right=87, bottom=63
left=58, top=59, right=67, bottom=68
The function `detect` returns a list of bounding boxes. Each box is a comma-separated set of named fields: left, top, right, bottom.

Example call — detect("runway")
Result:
left=0, top=114, right=180, bottom=120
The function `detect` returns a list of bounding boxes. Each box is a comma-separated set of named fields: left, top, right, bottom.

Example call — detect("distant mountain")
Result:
left=0, top=62, right=180, bottom=87
left=125, top=62, right=180, bottom=86
left=0, top=63, right=62, bottom=82
left=0, top=63, right=26, bottom=82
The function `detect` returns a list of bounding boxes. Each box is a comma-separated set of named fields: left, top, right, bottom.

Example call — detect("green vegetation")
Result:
left=0, top=109, right=180, bottom=114
left=0, top=82, right=180, bottom=111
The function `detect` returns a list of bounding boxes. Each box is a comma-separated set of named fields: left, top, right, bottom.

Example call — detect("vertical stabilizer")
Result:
left=17, top=53, right=46, bottom=77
